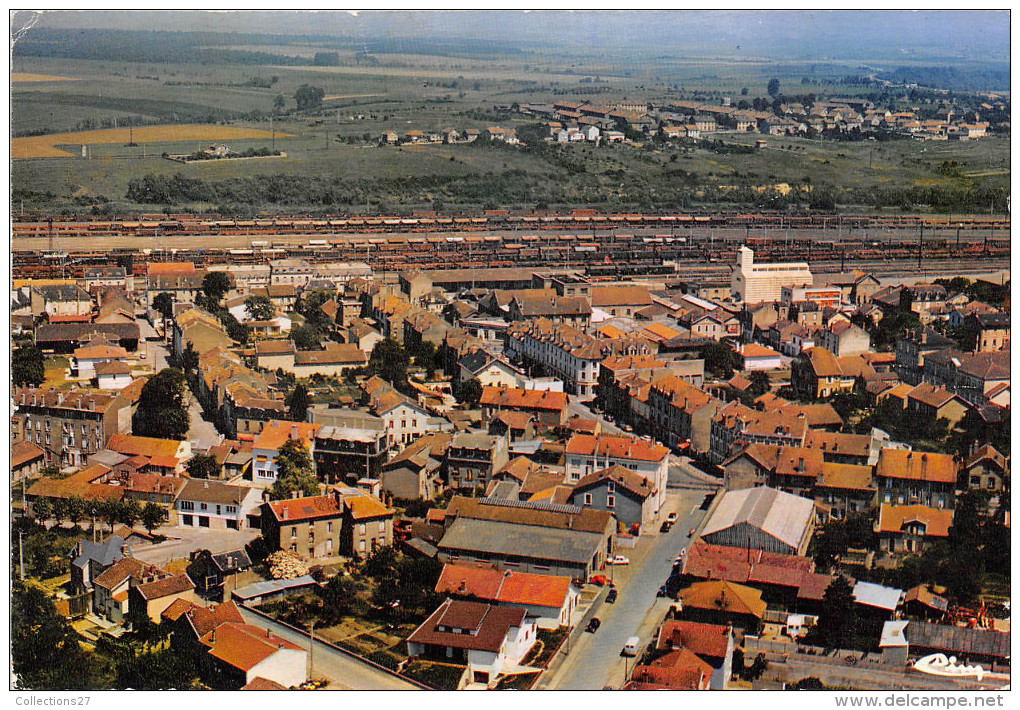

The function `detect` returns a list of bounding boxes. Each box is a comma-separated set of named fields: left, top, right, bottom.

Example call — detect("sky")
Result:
left=12, top=10, right=1011, bottom=62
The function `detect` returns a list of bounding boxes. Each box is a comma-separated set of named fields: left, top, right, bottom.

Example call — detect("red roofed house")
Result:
left=406, top=598, right=537, bottom=688
left=251, top=420, right=321, bottom=487
left=875, top=449, right=957, bottom=510
left=129, top=572, right=197, bottom=625
left=71, top=342, right=129, bottom=378
left=626, top=648, right=712, bottom=690
left=480, top=385, right=569, bottom=428
left=92, top=557, right=170, bottom=623
left=876, top=504, right=953, bottom=555
left=436, top=562, right=581, bottom=629
left=200, top=621, right=306, bottom=689
left=260, top=495, right=344, bottom=559
left=565, top=433, right=670, bottom=514
left=656, top=620, right=734, bottom=689
left=736, top=343, right=782, bottom=371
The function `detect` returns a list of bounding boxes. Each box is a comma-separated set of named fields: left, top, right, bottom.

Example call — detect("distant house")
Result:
left=407, top=598, right=536, bottom=687
left=129, top=573, right=197, bottom=625
left=874, top=449, right=956, bottom=510
left=700, top=486, right=815, bottom=555
left=568, top=465, right=658, bottom=530
left=187, top=548, right=255, bottom=600
left=175, top=478, right=263, bottom=531
left=736, top=343, right=782, bottom=371
left=875, top=504, right=953, bottom=555
left=626, top=649, right=712, bottom=690
left=676, top=580, right=766, bottom=635
left=436, top=562, right=581, bottom=629
left=479, top=385, right=568, bottom=428
left=655, top=620, right=734, bottom=690
left=962, top=444, right=1009, bottom=499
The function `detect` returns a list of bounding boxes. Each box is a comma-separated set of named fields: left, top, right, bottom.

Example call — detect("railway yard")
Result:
left=13, top=211, right=1010, bottom=281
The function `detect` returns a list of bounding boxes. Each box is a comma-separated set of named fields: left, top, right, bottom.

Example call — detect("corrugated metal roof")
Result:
left=853, top=581, right=904, bottom=611
left=439, top=517, right=604, bottom=565
left=701, top=486, right=814, bottom=551
left=231, top=575, right=318, bottom=601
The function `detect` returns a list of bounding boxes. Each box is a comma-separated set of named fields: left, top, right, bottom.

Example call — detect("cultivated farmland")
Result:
left=11, top=124, right=294, bottom=159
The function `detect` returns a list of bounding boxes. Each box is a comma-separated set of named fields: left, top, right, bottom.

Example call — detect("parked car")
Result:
left=660, top=521, right=673, bottom=533
left=657, top=584, right=669, bottom=598
left=666, top=512, right=678, bottom=524
left=622, top=637, right=641, bottom=656
left=608, top=554, right=630, bottom=565
left=586, top=617, right=602, bottom=633
left=606, top=588, right=618, bottom=604
left=590, top=574, right=611, bottom=586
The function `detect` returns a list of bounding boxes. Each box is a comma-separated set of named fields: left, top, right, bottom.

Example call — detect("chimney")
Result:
left=210, top=628, right=216, bottom=643
left=797, top=457, right=805, bottom=473
left=291, top=424, right=298, bottom=438
left=921, top=453, right=928, bottom=477
left=281, top=507, right=289, bottom=520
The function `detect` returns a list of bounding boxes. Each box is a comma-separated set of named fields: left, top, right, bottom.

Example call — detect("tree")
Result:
left=454, top=378, right=483, bottom=407
left=32, top=497, right=53, bottom=525
left=115, top=645, right=199, bottom=690
left=816, top=576, right=857, bottom=649
left=320, top=573, right=358, bottom=621
left=134, top=368, right=190, bottom=440
left=65, top=495, right=87, bottom=529
left=410, top=340, right=438, bottom=374
left=244, top=294, right=276, bottom=321
left=767, top=77, right=781, bottom=98
left=294, top=84, right=325, bottom=111
left=181, top=342, right=199, bottom=374
left=201, top=271, right=231, bottom=305
left=699, top=341, right=739, bottom=379
left=152, top=291, right=175, bottom=324
left=273, top=94, right=286, bottom=113
left=141, top=502, right=168, bottom=534
left=747, top=370, right=771, bottom=398
left=186, top=453, right=219, bottom=479
left=287, top=383, right=311, bottom=422
left=96, top=499, right=121, bottom=535
left=270, top=439, right=320, bottom=500
left=117, top=499, right=142, bottom=528
left=13, top=345, right=45, bottom=386
left=12, top=582, right=109, bottom=690
left=369, top=338, right=410, bottom=391
left=291, top=324, right=322, bottom=351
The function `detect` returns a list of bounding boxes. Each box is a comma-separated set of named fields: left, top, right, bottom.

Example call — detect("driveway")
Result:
left=131, top=525, right=261, bottom=567
left=538, top=489, right=711, bottom=689
left=237, top=606, right=419, bottom=690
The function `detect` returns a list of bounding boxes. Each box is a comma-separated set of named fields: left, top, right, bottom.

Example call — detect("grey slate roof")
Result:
left=70, top=535, right=128, bottom=571
left=211, top=549, right=253, bottom=573
left=458, top=349, right=493, bottom=375
left=438, top=517, right=605, bottom=565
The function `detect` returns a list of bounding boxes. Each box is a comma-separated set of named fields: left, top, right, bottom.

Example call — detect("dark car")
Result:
left=660, top=520, right=673, bottom=533
left=606, top=588, right=618, bottom=604
left=586, top=617, right=602, bottom=633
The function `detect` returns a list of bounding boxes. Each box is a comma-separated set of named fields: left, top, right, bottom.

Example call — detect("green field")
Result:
left=10, top=51, right=1011, bottom=215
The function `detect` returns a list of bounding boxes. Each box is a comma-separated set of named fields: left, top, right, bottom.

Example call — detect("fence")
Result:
left=239, top=602, right=432, bottom=690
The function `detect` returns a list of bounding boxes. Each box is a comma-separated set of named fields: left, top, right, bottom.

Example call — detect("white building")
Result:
left=564, top=433, right=670, bottom=513
left=406, top=599, right=537, bottom=687
left=175, top=478, right=264, bottom=530
left=251, top=421, right=322, bottom=487
left=731, top=247, right=813, bottom=304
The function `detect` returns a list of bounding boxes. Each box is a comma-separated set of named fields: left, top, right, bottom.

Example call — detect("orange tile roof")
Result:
left=877, top=504, right=953, bottom=537
left=641, top=322, right=682, bottom=341
left=183, top=601, right=245, bottom=638
left=677, top=580, right=767, bottom=618
left=201, top=622, right=302, bottom=672
left=342, top=494, right=395, bottom=520
left=657, top=620, right=731, bottom=658
left=436, top=563, right=505, bottom=599
left=11, top=440, right=45, bottom=469
left=253, top=420, right=321, bottom=451
left=739, top=343, right=781, bottom=359
left=148, top=262, right=195, bottom=275
left=134, top=572, right=195, bottom=600
left=817, top=462, right=874, bottom=491
left=574, top=464, right=656, bottom=499
left=106, top=433, right=184, bottom=460
left=161, top=598, right=196, bottom=623
left=875, top=449, right=957, bottom=484
left=266, top=495, right=341, bottom=523
left=74, top=344, right=128, bottom=360
left=565, top=433, right=669, bottom=463
left=630, top=649, right=711, bottom=690
left=480, top=386, right=568, bottom=412
left=597, top=324, right=628, bottom=339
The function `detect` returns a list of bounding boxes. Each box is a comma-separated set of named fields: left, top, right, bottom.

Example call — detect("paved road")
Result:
left=567, top=399, right=627, bottom=436
left=540, top=489, right=710, bottom=690
left=237, top=606, right=419, bottom=690
left=131, top=526, right=260, bottom=567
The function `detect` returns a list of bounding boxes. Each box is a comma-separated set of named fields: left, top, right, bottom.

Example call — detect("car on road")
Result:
left=622, top=637, right=641, bottom=656
left=607, top=554, right=630, bottom=565
left=590, top=574, right=613, bottom=586
left=674, top=548, right=687, bottom=562
left=585, top=617, right=601, bottom=633
left=657, top=584, right=669, bottom=597
left=606, top=588, right=618, bottom=604
left=666, top=512, right=678, bottom=524
left=660, top=520, right=673, bottom=533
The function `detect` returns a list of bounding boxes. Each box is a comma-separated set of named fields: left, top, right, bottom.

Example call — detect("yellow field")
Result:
left=12, top=124, right=295, bottom=159
left=11, top=72, right=79, bottom=82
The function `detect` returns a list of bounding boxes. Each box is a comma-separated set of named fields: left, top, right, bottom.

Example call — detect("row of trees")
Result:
left=30, top=496, right=168, bottom=534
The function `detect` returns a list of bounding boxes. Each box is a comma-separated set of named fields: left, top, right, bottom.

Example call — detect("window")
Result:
left=607, top=495, right=615, bottom=508
left=326, top=538, right=333, bottom=554
left=200, top=503, right=207, bottom=511
left=607, top=481, right=615, bottom=493
left=378, top=520, right=386, bottom=532
left=583, top=493, right=592, bottom=505
left=180, top=501, right=195, bottom=511
left=359, top=523, right=366, bottom=534
left=327, top=521, right=333, bottom=533
left=290, top=527, right=297, bottom=539
left=225, top=505, right=237, bottom=514
left=359, top=539, right=366, bottom=552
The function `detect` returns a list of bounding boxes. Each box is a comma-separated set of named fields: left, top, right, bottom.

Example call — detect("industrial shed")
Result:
left=700, top=486, right=815, bottom=555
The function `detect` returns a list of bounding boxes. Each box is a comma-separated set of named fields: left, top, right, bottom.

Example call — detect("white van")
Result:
left=622, top=637, right=641, bottom=656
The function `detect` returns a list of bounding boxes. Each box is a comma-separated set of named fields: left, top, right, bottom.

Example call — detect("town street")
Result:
left=238, top=606, right=419, bottom=690
left=538, top=488, right=711, bottom=690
